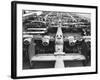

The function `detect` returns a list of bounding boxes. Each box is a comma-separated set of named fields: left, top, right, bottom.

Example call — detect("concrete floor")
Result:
left=23, top=58, right=90, bottom=69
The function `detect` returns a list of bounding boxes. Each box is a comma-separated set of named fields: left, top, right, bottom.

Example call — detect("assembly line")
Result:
left=23, top=11, right=91, bottom=69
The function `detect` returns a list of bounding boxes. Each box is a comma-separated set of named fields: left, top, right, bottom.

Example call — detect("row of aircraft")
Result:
left=23, top=11, right=91, bottom=68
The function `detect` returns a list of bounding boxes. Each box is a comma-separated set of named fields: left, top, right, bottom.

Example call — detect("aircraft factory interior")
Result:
left=23, top=10, right=91, bottom=69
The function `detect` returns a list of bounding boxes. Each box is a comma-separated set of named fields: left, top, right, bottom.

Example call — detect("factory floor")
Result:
left=23, top=56, right=90, bottom=69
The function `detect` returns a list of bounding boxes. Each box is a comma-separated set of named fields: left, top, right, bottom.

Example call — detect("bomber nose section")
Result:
left=55, top=27, right=63, bottom=44
left=56, top=35, right=62, bottom=39
left=55, top=26, right=64, bottom=53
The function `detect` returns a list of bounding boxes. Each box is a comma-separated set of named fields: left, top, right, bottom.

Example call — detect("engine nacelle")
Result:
left=68, top=36, right=76, bottom=46
left=42, top=35, right=50, bottom=46
left=23, top=38, right=32, bottom=45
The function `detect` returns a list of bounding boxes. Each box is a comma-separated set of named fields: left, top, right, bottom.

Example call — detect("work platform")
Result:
left=30, top=53, right=85, bottom=68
